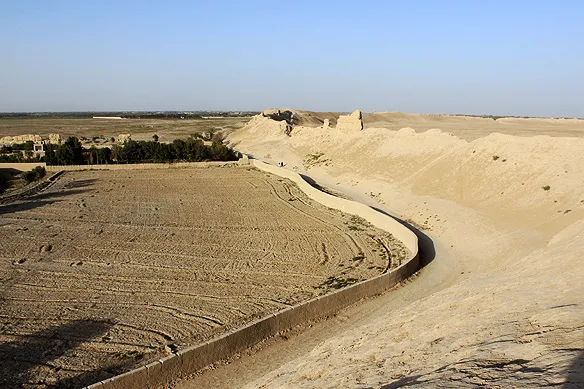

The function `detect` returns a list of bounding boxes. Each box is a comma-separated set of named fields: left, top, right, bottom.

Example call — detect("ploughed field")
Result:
left=0, top=166, right=408, bottom=388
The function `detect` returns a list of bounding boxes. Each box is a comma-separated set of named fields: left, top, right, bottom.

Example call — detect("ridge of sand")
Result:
left=253, top=109, right=584, bottom=141
left=205, top=111, right=584, bottom=388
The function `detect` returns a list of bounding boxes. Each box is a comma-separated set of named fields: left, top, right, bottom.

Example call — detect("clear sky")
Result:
left=1, top=0, right=583, bottom=116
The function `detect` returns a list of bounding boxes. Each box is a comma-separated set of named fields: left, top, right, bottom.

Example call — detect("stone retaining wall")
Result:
left=251, top=160, right=417, bottom=250
left=84, top=159, right=419, bottom=389
left=0, top=169, right=63, bottom=204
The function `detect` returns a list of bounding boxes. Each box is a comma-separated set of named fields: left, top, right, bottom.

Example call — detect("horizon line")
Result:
left=1, top=109, right=583, bottom=120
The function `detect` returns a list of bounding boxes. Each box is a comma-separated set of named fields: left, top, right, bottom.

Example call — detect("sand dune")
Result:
left=258, top=109, right=584, bottom=140
left=364, top=111, right=584, bottom=140
left=195, top=110, right=584, bottom=388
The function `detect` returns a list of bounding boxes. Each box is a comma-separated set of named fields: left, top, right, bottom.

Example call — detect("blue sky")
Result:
left=1, top=0, right=583, bottom=116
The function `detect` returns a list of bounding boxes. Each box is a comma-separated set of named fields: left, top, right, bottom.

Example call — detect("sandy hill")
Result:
left=259, top=109, right=584, bottom=140
left=261, top=108, right=340, bottom=127
left=194, top=110, right=584, bottom=388
left=362, top=112, right=584, bottom=141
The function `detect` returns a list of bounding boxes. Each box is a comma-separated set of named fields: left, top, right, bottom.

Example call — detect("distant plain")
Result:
left=0, top=117, right=251, bottom=141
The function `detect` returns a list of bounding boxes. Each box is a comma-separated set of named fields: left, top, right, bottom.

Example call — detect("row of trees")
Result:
left=45, top=137, right=85, bottom=165
left=0, top=143, right=42, bottom=163
left=44, top=136, right=238, bottom=165
left=0, top=153, right=41, bottom=163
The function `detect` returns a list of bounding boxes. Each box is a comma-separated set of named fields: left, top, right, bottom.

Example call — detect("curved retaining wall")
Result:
left=0, top=170, right=63, bottom=204
left=251, top=160, right=418, bottom=250
left=85, top=159, right=420, bottom=389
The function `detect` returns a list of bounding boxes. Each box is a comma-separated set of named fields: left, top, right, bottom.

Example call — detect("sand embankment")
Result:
left=362, top=111, right=584, bottom=140
left=209, top=111, right=584, bottom=388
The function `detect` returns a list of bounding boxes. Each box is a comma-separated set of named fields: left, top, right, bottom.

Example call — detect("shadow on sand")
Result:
left=61, top=178, right=97, bottom=189
left=297, top=168, right=584, bottom=389
left=375, top=348, right=584, bottom=388
left=565, top=348, right=584, bottom=388
left=0, top=187, right=91, bottom=216
left=370, top=206, right=436, bottom=267
left=0, top=319, right=115, bottom=389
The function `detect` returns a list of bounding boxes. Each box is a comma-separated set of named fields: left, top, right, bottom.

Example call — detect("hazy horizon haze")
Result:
left=1, top=0, right=583, bottom=117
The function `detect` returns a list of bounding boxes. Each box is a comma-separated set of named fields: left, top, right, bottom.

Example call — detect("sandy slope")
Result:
left=205, top=112, right=584, bottom=388
left=363, top=112, right=584, bottom=140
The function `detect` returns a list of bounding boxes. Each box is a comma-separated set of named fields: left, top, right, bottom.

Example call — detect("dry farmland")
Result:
left=0, top=166, right=408, bottom=388
left=0, top=116, right=251, bottom=141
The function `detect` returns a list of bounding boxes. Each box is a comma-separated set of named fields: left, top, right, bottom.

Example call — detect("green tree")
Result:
left=96, top=147, right=111, bottom=164
left=122, top=140, right=144, bottom=163
left=21, top=166, right=45, bottom=183
left=45, top=143, right=57, bottom=165
left=111, top=144, right=127, bottom=163
left=172, top=139, right=186, bottom=160
left=54, top=136, right=85, bottom=165
left=184, top=138, right=207, bottom=161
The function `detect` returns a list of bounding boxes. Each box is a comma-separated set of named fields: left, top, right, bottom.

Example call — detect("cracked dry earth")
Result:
left=0, top=166, right=408, bottom=389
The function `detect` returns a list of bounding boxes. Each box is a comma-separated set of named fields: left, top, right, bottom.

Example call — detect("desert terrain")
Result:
left=0, top=116, right=250, bottom=142
left=362, top=112, right=584, bottom=140
left=0, top=165, right=407, bottom=388
left=171, top=110, right=584, bottom=388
